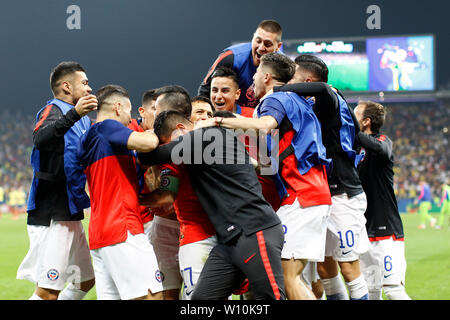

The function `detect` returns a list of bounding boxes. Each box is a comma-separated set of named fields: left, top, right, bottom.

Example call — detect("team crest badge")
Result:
left=47, top=269, right=59, bottom=281
left=155, top=270, right=164, bottom=283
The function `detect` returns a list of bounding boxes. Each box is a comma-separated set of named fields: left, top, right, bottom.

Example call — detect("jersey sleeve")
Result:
left=33, top=104, right=82, bottom=149
left=356, top=132, right=392, bottom=160
left=99, top=119, right=134, bottom=148
left=258, top=97, right=286, bottom=127
left=158, top=164, right=181, bottom=194
left=274, top=82, right=338, bottom=120
left=197, top=50, right=234, bottom=98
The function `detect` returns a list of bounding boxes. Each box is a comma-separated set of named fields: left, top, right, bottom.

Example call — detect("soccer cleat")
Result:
left=430, top=218, right=437, bottom=228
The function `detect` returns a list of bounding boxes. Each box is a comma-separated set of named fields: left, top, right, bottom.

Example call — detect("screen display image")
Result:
left=281, top=35, right=434, bottom=92
left=366, top=36, right=434, bottom=91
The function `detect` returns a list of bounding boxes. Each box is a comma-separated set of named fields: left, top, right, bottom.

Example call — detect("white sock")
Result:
left=29, top=293, right=43, bottom=300
left=58, top=283, right=88, bottom=300
left=322, top=275, right=349, bottom=300
left=384, top=285, right=411, bottom=300
left=346, top=275, right=369, bottom=300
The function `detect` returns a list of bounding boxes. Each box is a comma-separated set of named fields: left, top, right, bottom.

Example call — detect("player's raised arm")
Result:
left=127, top=130, right=159, bottom=153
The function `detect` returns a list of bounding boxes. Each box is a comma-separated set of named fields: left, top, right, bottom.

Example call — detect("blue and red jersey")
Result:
left=78, top=119, right=144, bottom=250
left=258, top=92, right=332, bottom=207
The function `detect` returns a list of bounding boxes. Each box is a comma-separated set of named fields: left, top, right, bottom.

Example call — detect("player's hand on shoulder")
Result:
left=194, top=117, right=216, bottom=129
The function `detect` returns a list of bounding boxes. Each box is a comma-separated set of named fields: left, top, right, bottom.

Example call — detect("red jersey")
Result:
left=278, top=126, right=331, bottom=207
left=78, top=119, right=144, bottom=250
left=160, top=163, right=216, bottom=246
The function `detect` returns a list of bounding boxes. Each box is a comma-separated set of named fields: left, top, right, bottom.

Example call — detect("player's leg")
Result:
left=150, top=216, right=182, bottom=300
left=89, top=249, right=121, bottom=300
left=418, top=201, right=434, bottom=228
left=191, top=244, right=244, bottom=300
left=317, top=256, right=349, bottom=300
left=360, top=241, right=384, bottom=300
left=301, top=262, right=324, bottom=299
left=100, top=231, right=163, bottom=300
left=58, top=221, right=95, bottom=300
left=235, top=224, right=286, bottom=300
left=178, top=236, right=218, bottom=300
left=327, top=193, right=369, bottom=300
left=277, top=199, right=329, bottom=300
left=436, top=201, right=449, bottom=229
left=282, top=258, right=314, bottom=300
left=380, top=239, right=411, bottom=300
left=27, top=221, right=85, bottom=300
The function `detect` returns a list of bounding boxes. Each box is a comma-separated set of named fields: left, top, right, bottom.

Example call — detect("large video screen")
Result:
left=282, top=35, right=434, bottom=92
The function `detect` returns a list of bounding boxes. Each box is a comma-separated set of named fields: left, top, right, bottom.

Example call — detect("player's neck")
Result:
left=54, top=95, right=74, bottom=106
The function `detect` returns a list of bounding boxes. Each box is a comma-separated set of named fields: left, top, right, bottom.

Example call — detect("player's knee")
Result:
left=35, top=287, right=59, bottom=300
left=338, top=261, right=360, bottom=282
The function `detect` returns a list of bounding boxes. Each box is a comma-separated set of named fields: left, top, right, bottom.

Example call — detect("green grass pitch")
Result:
left=0, top=212, right=448, bottom=300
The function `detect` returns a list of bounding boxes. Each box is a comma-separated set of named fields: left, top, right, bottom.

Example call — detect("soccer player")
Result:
left=77, top=84, right=163, bottom=300
left=436, top=181, right=450, bottom=229
left=415, top=179, right=436, bottom=229
left=190, top=96, right=215, bottom=122
left=354, top=100, right=411, bottom=300
left=210, top=67, right=254, bottom=117
left=145, top=85, right=197, bottom=300
left=210, top=66, right=281, bottom=212
left=198, top=19, right=283, bottom=108
left=274, top=54, right=369, bottom=300
left=196, top=52, right=332, bottom=300
left=140, top=110, right=218, bottom=300
left=138, top=110, right=286, bottom=300
left=128, top=88, right=158, bottom=236
left=17, top=61, right=96, bottom=300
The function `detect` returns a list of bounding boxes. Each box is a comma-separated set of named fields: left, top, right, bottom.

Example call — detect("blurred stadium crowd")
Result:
left=0, top=100, right=448, bottom=215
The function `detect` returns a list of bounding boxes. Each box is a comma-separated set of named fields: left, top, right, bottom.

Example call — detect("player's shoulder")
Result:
left=376, top=133, right=390, bottom=142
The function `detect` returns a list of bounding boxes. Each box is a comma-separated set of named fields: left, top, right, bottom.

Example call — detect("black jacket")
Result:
left=28, top=104, right=85, bottom=226
left=356, top=132, right=404, bottom=239
left=138, top=127, right=281, bottom=244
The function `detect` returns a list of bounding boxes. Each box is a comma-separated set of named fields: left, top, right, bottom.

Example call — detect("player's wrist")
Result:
left=215, top=117, right=224, bottom=126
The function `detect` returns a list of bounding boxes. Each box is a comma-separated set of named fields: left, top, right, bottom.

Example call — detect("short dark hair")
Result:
left=213, top=110, right=236, bottom=118
left=50, top=61, right=85, bottom=95
left=260, top=53, right=296, bottom=84
left=358, top=100, right=386, bottom=134
left=142, top=89, right=157, bottom=105
left=153, top=110, right=191, bottom=142
left=257, top=20, right=282, bottom=42
left=294, top=54, right=329, bottom=83
left=95, top=84, right=129, bottom=111
left=155, top=85, right=192, bottom=118
left=191, top=95, right=215, bottom=112
left=210, top=66, right=240, bottom=88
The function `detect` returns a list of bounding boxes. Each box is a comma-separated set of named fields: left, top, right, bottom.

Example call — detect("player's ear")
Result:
left=276, top=41, right=282, bottom=52
left=138, top=106, right=145, bottom=117
left=235, top=88, right=241, bottom=100
left=61, top=80, right=72, bottom=95
left=114, top=102, right=121, bottom=116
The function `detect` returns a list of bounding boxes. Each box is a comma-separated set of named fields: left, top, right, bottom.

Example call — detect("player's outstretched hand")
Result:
left=194, top=117, right=218, bottom=129
left=75, top=94, right=98, bottom=117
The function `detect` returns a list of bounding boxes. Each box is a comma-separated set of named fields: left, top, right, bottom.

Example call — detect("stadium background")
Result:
left=0, top=0, right=448, bottom=300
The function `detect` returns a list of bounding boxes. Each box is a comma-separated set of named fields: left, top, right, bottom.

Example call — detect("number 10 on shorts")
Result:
left=337, top=230, right=354, bottom=249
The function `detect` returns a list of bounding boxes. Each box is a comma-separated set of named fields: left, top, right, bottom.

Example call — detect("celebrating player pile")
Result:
left=17, top=19, right=411, bottom=301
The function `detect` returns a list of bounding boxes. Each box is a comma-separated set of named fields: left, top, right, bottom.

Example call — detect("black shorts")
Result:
left=192, top=223, right=285, bottom=300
